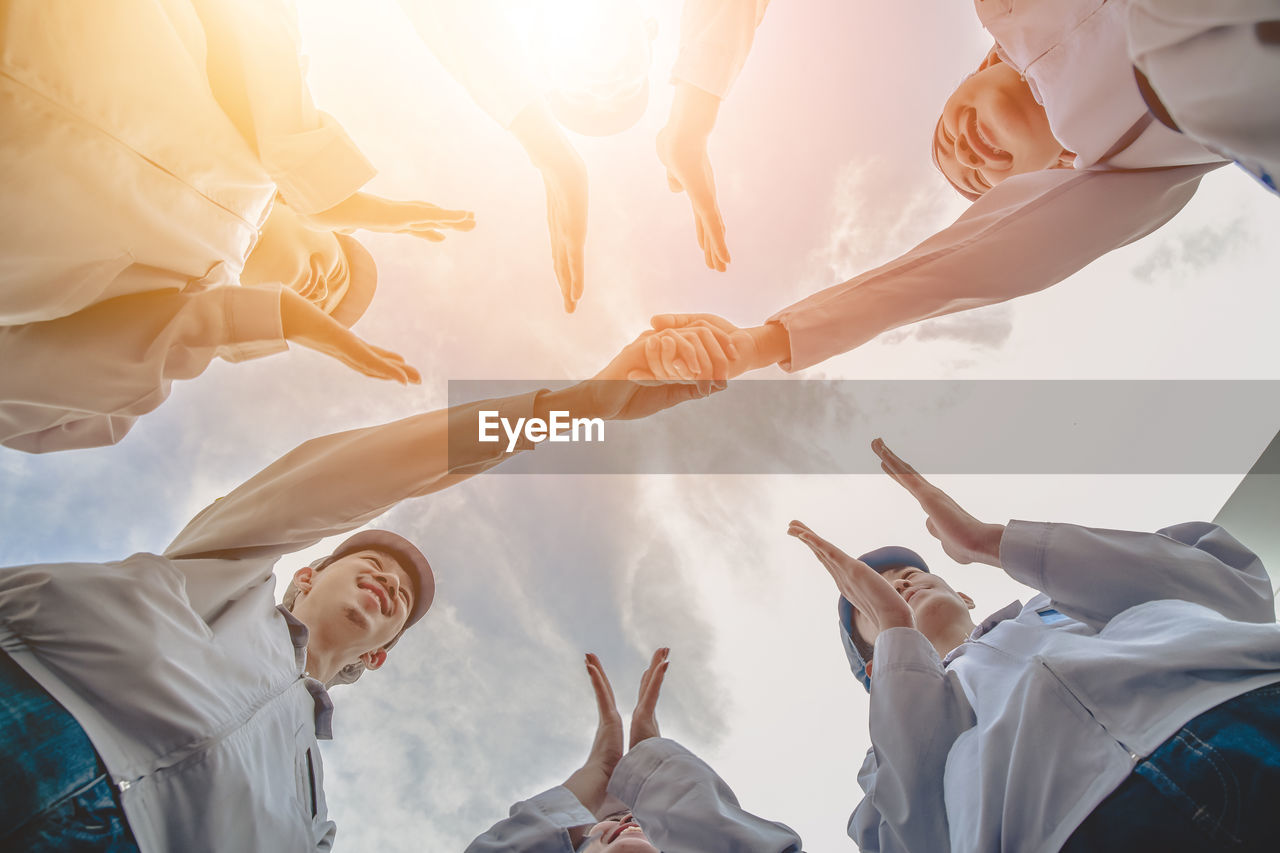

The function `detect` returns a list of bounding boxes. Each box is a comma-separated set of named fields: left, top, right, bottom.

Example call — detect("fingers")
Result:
left=335, top=335, right=420, bottom=385
left=666, top=169, right=683, bottom=193
left=872, top=437, right=937, bottom=501
left=635, top=647, right=670, bottom=715
left=585, top=653, right=619, bottom=722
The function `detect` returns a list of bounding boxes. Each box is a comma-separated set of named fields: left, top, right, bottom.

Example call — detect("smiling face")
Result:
left=851, top=566, right=976, bottom=655
left=290, top=549, right=414, bottom=670
left=933, top=49, right=1073, bottom=198
left=580, top=812, right=657, bottom=853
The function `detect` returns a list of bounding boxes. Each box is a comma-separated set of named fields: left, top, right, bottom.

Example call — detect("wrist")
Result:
left=980, top=523, right=1006, bottom=568
left=666, top=81, right=720, bottom=139
left=744, top=323, right=789, bottom=371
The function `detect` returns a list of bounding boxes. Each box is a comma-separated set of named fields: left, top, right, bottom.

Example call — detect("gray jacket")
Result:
left=0, top=392, right=538, bottom=851
left=848, top=520, right=1280, bottom=853
left=466, top=737, right=804, bottom=852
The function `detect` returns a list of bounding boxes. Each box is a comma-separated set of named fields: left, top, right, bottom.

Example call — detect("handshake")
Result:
left=618, top=314, right=789, bottom=386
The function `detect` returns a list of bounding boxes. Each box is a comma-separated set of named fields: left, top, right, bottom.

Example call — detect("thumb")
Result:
left=666, top=170, right=683, bottom=193
left=650, top=314, right=687, bottom=331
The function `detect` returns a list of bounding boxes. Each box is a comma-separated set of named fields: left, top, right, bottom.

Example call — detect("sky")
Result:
left=2, top=1, right=1280, bottom=850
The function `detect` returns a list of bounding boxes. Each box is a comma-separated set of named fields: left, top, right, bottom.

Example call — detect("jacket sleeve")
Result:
left=398, top=0, right=539, bottom=129
left=671, top=0, right=772, bottom=98
left=849, top=628, right=976, bottom=853
left=768, top=163, right=1218, bottom=371
left=163, top=389, right=541, bottom=615
left=190, top=0, right=376, bottom=213
left=0, top=284, right=286, bottom=453
left=1000, top=520, right=1275, bottom=629
left=608, top=737, right=804, bottom=853
left=464, top=787, right=596, bottom=853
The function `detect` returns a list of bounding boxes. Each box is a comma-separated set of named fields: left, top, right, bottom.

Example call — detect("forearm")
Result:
left=192, top=0, right=374, bottom=213
left=671, top=0, right=771, bottom=99
left=769, top=164, right=1213, bottom=372
left=165, top=390, right=541, bottom=561
left=610, top=738, right=803, bottom=853
left=1000, top=520, right=1274, bottom=628
left=0, top=286, right=286, bottom=453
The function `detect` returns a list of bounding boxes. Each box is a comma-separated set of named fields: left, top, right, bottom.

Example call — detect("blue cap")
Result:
left=838, top=546, right=930, bottom=693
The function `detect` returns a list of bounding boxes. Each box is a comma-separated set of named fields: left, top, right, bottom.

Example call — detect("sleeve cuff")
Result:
left=446, top=390, right=546, bottom=474
left=870, top=627, right=944, bottom=684
left=219, top=285, right=288, bottom=362
left=263, top=112, right=377, bottom=215
left=607, top=737, right=692, bottom=806
left=999, top=520, right=1053, bottom=591
left=519, top=786, right=599, bottom=828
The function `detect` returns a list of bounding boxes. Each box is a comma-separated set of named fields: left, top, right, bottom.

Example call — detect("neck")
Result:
left=932, top=619, right=977, bottom=661
left=302, top=641, right=345, bottom=684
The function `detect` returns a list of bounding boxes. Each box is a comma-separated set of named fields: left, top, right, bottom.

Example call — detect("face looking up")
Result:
left=290, top=548, right=415, bottom=670
left=934, top=49, right=1073, bottom=198
left=851, top=566, right=976, bottom=654
left=580, top=811, right=657, bottom=853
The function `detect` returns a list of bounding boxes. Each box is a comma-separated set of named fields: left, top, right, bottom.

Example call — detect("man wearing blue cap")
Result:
left=0, top=326, right=727, bottom=852
left=790, top=439, right=1280, bottom=853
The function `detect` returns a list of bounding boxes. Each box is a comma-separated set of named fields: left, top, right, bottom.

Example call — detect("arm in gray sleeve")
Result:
left=163, top=388, right=541, bottom=616
left=0, top=283, right=287, bottom=453
left=853, top=628, right=976, bottom=853
left=607, top=737, right=804, bottom=853
left=767, top=163, right=1217, bottom=372
left=1000, top=520, right=1274, bottom=629
left=465, top=786, right=596, bottom=853
left=672, top=0, right=772, bottom=98
left=847, top=747, right=885, bottom=852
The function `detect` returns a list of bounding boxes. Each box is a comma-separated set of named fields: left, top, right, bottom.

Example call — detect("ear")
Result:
left=978, top=45, right=1003, bottom=72
left=293, top=566, right=316, bottom=593
left=360, top=648, right=388, bottom=671
left=864, top=661, right=874, bottom=680
left=959, top=591, right=976, bottom=610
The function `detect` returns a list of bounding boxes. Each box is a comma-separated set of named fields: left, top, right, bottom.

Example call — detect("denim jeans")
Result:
left=1063, top=680, right=1280, bottom=852
left=0, top=650, right=138, bottom=852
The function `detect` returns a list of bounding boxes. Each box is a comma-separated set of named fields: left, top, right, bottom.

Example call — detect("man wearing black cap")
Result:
left=0, top=326, right=727, bottom=852
left=789, top=439, right=1280, bottom=853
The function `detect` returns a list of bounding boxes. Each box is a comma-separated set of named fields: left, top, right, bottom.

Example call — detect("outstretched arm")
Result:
left=874, top=439, right=1274, bottom=627
left=164, top=326, right=730, bottom=615
left=768, top=164, right=1216, bottom=371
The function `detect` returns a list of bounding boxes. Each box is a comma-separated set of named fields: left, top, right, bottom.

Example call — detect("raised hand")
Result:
left=301, top=191, right=475, bottom=242
left=629, top=647, right=669, bottom=749
left=280, top=289, right=420, bottom=384
left=657, top=82, right=729, bottom=271
left=873, top=439, right=1005, bottom=567
left=563, top=653, right=626, bottom=815
left=510, top=102, right=589, bottom=313
left=787, top=520, right=915, bottom=638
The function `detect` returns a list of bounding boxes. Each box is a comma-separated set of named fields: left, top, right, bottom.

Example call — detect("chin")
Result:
left=607, top=839, right=659, bottom=853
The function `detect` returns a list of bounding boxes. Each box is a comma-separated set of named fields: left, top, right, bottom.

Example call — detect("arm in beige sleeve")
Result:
left=767, top=163, right=1219, bottom=371
left=399, top=0, right=539, bottom=129
left=0, top=284, right=287, bottom=453
left=671, top=0, right=772, bottom=98
left=163, top=390, right=544, bottom=571
left=191, top=0, right=376, bottom=214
